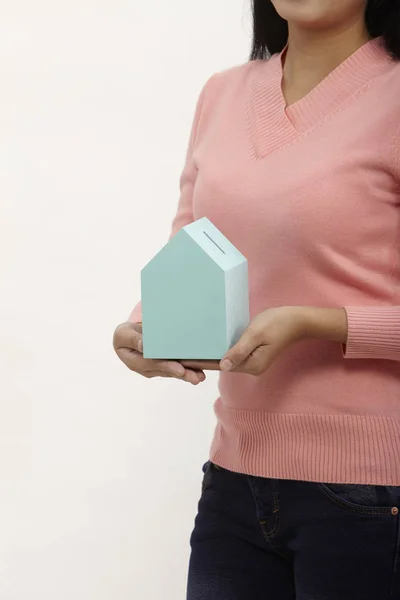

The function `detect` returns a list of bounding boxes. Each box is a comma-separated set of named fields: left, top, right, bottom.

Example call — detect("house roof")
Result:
left=181, top=217, right=247, bottom=272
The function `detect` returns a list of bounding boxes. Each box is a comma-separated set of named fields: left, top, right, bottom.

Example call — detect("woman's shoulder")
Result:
left=202, top=56, right=278, bottom=102
left=209, top=55, right=277, bottom=84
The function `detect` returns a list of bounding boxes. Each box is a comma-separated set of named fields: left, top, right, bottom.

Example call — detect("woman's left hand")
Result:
left=219, top=306, right=308, bottom=375
left=182, top=306, right=348, bottom=376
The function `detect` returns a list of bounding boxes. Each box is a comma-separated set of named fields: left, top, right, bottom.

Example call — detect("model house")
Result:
left=141, top=217, right=249, bottom=360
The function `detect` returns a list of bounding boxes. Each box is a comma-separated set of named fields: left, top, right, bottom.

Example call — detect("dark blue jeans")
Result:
left=187, top=462, right=400, bottom=600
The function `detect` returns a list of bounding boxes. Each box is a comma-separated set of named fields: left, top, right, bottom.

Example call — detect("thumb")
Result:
left=220, top=328, right=259, bottom=372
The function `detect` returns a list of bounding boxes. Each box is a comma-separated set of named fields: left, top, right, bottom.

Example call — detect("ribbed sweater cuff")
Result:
left=128, top=302, right=142, bottom=324
left=343, top=306, right=400, bottom=360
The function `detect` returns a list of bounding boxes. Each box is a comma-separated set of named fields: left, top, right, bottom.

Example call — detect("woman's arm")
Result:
left=301, top=305, right=400, bottom=360
left=216, top=305, right=400, bottom=375
left=339, top=306, right=400, bottom=360
left=301, top=307, right=348, bottom=344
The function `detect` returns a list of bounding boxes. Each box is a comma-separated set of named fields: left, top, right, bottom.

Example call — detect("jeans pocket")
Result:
left=317, top=482, right=400, bottom=516
left=201, top=461, right=212, bottom=494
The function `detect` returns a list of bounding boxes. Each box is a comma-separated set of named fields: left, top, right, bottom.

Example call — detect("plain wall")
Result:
left=0, top=1, right=250, bottom=599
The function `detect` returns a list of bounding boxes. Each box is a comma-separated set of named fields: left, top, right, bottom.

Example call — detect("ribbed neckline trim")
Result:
left=248, top=37, right=395, bottom=158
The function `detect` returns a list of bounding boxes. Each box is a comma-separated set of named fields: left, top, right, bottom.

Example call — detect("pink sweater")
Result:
left=131, top=38, right=400, bottom=486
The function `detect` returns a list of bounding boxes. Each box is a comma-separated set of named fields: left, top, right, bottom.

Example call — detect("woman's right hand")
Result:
left=113, top=322, right=206, bottom=385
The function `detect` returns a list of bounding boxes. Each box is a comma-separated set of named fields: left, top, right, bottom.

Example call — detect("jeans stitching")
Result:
left=390, top=516, right=400, bottom=597
left=264, top=481, right=280, bottom=539
left=248, top=478, right=281, bottom=540
left=261, top=482, right=292, bottom=560
left=317, top=483, right=396, bottom=516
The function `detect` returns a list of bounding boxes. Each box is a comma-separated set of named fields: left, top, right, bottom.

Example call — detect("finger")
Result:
left=144, top=370, right=175, bottom=379
left=116, top=347, right=146, bottom=371
left=148, top=370, right=205, bottom=384
left=152, top=359, right=186, bottom=378
left=115, top=348, right=182, bottom=378
left=220, top=327, right=262, bottom=372
left=234, top=345, right=276, bottom=376
left=181, top=360, right=220, bottom=371
left=147, top=363, right=206, bottom=384
left=146, top=367, right=205, bottom=384
left=133, top=322, right=143, bottom=334
left=179, top=369, right=201, bottom=385
left=114, top=323, right=143, bottom=352
left=195, top=370, right=207, bottom=382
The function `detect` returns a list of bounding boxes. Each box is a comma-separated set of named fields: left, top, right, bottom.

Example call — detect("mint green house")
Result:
left=141, top=217, right=250, bottom=360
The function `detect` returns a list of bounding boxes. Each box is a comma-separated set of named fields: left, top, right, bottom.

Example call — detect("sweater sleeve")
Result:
left=128, top=76, right=212, bottom=323
left=342, top=124, right=400, bottom=360
left=342, top=306, right=400, bottom=360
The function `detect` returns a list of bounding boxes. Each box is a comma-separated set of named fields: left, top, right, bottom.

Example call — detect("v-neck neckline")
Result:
left=247, top=37, right=394, bottom=159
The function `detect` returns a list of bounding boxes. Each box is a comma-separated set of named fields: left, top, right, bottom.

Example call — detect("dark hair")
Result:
left=250, top=0, right=400, bottom=60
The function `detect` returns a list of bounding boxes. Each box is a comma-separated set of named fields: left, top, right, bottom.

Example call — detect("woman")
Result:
left=114, top=1, right=400, bottom=598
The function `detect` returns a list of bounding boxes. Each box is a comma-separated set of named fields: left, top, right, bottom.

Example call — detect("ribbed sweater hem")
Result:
left=210, top=398, right=400, bottom=485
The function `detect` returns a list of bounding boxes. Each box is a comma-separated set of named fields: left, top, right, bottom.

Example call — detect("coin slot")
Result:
left=203, top=231, right=226, bottom=255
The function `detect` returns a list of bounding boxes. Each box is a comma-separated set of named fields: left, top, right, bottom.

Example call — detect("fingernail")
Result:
left=220, top=359, right=233, bottom=372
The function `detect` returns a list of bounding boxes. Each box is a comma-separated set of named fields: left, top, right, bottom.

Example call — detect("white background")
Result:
left=0, top=1, right=250, bottom=599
